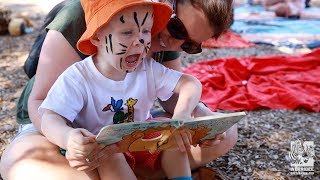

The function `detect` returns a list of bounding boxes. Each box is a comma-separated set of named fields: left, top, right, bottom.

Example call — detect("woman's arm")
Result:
left=28, top=30, right=82, bottom=133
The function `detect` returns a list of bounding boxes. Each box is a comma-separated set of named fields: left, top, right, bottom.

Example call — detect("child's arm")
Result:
left=172, top=74, right=202, bottom=119
left=41, top=109, right=96, bottom=158
left=171, top=74, right=202, bottom=152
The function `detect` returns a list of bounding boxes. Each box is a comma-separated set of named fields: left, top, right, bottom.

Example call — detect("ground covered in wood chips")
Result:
left=0, top=1, right=319, bottom=179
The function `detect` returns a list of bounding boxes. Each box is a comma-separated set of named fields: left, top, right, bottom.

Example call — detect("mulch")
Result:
left=0, top=3, right=319, bottom=180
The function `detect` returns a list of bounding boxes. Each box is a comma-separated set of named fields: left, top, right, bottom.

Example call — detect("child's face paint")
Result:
left=94, top=5, right=153, bottom=74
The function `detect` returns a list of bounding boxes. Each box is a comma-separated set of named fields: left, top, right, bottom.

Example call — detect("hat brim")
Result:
left=77, top=0, right=172, bottom=55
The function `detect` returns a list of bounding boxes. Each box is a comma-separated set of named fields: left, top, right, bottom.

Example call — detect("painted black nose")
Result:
left=139, top=39, right=144, bottom=44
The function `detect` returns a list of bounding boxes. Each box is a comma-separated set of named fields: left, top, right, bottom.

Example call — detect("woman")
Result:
left=0, top=0, right=236, bottom=179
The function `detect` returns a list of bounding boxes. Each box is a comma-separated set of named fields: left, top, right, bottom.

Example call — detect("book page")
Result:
left=183, top=112, right=246, bottom=144
left=95, top=112, right=246, bottom=152
left=96, top=120, right=183, bottom=145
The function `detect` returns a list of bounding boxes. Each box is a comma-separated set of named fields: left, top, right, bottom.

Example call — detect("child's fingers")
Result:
left=68, top=142, right=98, bottom=158
left=180, top=132, right=191, bottom=150
left=187, top=131, right=193, bottom=145
left=70, top=137, right=95, bottom=151
left=79, top=128, right=96, bottom=143
left=79, top=128, right=96, bottom=138
left=68, top=138, right=97, bottom=157
left=71, top=128, right=96, bottom=146
left=173, top=134, right=186, bottom=152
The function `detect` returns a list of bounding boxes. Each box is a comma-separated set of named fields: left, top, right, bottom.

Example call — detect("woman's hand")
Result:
left=65, top=128, right=120, bottom=171
left=199, top=132, right=227, bottom=148
left=65, top=143, right=119, bottom=171
left=192, top=102, right=228, bottom=148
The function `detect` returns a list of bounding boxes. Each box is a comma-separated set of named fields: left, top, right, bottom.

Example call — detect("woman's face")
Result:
left=151, top=2, right=213, bottom=53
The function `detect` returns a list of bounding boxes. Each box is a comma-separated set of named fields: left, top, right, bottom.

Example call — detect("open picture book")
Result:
left=96, top=112, right=246, bottom=153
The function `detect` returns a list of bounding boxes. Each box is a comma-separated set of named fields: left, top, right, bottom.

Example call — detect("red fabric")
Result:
left=123, top=117, right=169, bottom=171
left=124, top=151, right=161, bottom=171
left=202, top=30, right=255, bottom=49
left=184, top=48, right=320, bottom=112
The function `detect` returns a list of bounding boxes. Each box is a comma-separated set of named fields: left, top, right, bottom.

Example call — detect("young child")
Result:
left=39, top=0, right=202, bottom=179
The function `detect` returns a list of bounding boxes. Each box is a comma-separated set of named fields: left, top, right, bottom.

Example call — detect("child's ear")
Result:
left=90, top=35, right=100, bottom=46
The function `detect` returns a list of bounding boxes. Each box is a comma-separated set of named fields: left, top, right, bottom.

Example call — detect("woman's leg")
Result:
left=97, top=153, right=136, bottom=180
left=187, top=124, right=238, bottom=169
left=161, top=150, right=191, bottom=179
left=0, top=131, right=99, bottom=180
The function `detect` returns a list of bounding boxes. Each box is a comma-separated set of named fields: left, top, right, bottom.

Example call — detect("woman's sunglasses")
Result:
left=166, top=0, right=202, bottom=54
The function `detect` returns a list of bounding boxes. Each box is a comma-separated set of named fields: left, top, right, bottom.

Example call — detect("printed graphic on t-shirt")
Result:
left=102, top=97, right=138, bottom=124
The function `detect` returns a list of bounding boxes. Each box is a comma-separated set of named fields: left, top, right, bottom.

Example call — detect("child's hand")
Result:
left=172, top=113, right=192, bottom=121
left=171, top=129, right=192, bottom=152
left=65, top=128, right=96, bottom=158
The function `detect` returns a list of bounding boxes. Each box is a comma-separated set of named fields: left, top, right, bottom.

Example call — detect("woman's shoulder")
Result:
left=46, top=0, right=87, bottom=59
left=47, top=0, right=84, bottom=29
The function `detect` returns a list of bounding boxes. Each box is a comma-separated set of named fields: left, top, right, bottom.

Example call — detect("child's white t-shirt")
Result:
left=39, top=56, right=182, bottom=134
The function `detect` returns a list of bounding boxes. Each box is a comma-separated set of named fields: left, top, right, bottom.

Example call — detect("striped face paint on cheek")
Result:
left=120, top=15, right=125, bottom=23
left=105, top=34, right=129, bottom=57
left=105, top=34, right=113, bottom=53
left=145, top=42, right=151, bottom=54
left=116, top=43, right=128, bottom=55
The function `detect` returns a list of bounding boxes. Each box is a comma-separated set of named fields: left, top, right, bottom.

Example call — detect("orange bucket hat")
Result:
left=77, top=0, right=172, bottom=55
